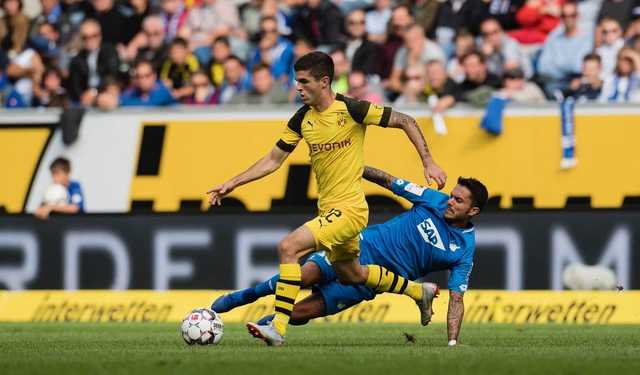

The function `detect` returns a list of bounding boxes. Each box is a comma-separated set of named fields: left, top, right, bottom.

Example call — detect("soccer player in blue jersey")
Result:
left=213, top=166, right=488, bottom=346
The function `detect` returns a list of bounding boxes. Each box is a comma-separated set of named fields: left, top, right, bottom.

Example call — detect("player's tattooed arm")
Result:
left=363, top=166, right=396, bottom=190
left=447, top=291, right=464, bottom=342
left=387, top=110, right=447, bottom=189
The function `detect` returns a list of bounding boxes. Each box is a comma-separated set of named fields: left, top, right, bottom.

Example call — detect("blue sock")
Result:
left=254, top=274, right=279, bottom=297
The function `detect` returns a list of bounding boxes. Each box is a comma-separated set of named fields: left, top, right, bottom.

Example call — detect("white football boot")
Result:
left=246, top=321, right=285, bottom=346
left=416, top=282, right=439, bottom=326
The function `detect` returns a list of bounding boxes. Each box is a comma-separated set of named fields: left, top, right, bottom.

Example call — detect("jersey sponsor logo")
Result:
left=309, top=139, right=352, bottom=154
left=404, top=183, right=426, bottom=196
left=417, top=218, right=445, bottom=250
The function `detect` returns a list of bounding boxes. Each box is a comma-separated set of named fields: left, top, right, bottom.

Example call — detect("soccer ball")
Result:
left=43, top=184, right=68, bottom=205
left=181, top=308, right=224, bottom=345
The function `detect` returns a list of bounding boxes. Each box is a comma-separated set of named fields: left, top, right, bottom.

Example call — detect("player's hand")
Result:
left=206, top=182, right=235, bottom=206
left=424, top=161, right=447, bottom=190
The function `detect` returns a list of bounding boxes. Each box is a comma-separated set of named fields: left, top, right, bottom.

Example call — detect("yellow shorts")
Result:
left=304, top=205, right=368, bottom=263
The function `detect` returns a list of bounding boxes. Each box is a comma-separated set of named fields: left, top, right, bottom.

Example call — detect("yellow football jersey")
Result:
left=276, top=94, right=391, bottom=212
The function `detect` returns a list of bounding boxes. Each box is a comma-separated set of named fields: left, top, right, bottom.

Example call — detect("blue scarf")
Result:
left=608, top=74, right=638, bottom=102
left=560, top=97, right=576, bottom=167
left=480, top=94, right=510, bottom=135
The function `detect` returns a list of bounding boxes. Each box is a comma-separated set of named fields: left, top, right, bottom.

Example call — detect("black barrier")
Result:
left=0, top=212, right=638, bottom=290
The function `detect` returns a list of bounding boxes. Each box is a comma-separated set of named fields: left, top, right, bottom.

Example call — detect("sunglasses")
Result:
left=82, top=33, right=100, bottom=41
left=602, top=28, right=620, bottom=35
left=482, top=29, right=500, bottom=36
left=561, top=13, right=577, bottom=19
left=348, top=20, right=365, bottom=25
left=136, top=72, right=154, bottom=79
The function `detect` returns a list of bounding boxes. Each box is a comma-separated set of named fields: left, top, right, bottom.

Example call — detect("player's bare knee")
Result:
left=277, top=238, right=299, bottom=263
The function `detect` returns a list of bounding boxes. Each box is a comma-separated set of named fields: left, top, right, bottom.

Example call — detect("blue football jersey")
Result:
left=67, top=180, right=85, bottom=212
left=359, top=178, right=476, bottom=294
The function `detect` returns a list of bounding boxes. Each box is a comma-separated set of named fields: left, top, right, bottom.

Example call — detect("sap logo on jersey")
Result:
left=417, top=218, right=445, bottom=250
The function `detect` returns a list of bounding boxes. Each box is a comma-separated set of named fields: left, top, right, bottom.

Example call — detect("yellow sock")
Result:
left=365, top=265, right=423, bottom=301
left=272, top=263, right=301, bottom=336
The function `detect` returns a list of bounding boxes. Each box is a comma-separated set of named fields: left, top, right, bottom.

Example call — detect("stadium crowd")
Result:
left=1, top=0, right=640, bottom=110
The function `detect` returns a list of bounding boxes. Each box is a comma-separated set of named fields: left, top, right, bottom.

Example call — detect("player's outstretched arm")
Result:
left=207, top=146, right=290, bottom=206
left=362, top=166, right=396, bottom=190
left=386, top=110, right=447, bottom=189
left=447, top=291, right=464, bottom=346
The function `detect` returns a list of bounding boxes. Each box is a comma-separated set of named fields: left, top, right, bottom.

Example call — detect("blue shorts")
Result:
left=306, top=251, right=376, bottom=315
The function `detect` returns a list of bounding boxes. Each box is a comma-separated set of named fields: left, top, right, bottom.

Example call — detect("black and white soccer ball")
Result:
left=181, top=308, right=224, bottom=345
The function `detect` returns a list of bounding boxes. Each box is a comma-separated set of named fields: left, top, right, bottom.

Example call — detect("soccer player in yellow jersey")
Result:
left=207, top=52, right=447, bottom=346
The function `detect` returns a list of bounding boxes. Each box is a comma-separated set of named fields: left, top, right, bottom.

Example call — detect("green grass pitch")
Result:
left=1, top=323, right=639, bottom=375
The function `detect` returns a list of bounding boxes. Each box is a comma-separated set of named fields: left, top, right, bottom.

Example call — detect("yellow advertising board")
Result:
left=0, top=290, right=637, bottom=324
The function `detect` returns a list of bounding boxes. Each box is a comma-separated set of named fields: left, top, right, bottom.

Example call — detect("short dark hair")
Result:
left=583, top=53, right=601, bottom=64
left=50, top=157, right=71, bottom=173
left=294, top=51, right=334, bottom=83
left=170, top=37, right=189, bottom=49
left=457, top=177, right=488, bottom=212
left=252, top=62, right=271, bottom=74
left=213, top=36, right=230, bottom=47
left=461, top=50, right=485, bottom=64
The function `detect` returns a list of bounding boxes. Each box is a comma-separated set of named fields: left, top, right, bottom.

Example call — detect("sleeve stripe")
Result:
left=380, top=106, right=392, bottom=127
left=276, top=139, right=296, bottom=153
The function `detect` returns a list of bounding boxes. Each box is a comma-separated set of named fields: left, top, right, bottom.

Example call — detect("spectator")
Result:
left=29, top=0, right=63, bottom=39
left=29, top=21, right=61, bottom=67
left=5, top=46, right=44, bottom=106
left=160, top=37, right=199, bottom=101
left=330, top=47, right=350, bottom=94
left=388, top=24, right=445, bottom=94
left=118, top=60, right=176, bottom=107
left=183, top=0, right=242, bottom=51
left=218, top=55, right=251, bottom=103
left=0, top=0, right=30, bottom=56
left=476, top=0, right=526, bottom=31
left=565, top=53, right=603, bottom=101
left=57, top=0, right=92, bottom=48
left=87, top=0, right=134, bottom=46
left=33, top=66, right=67, bottom=107
left=292, top=0, right=345, bottom=50
left=126, top=0, right=153, bottom=44
left=34, top=157, right=84, bottom=220
left=399, top=0, right=440, bottom=37
left=344, top=9, right=380, bottom=76
left=131, top=15, right=170, bottom=72
left=447, top=29, right=475, bottom=83
left=159, top=0, right=188, bottom=42
left=508, top=0, right=563, bottom=45
left=500, top=66, right=546, bottom=103
left=425, top=59, right=460, bottom=113
left=479, top=18, right=533, bottom=79
left=379, top=5, right=413, bottom=80
left=595, top=17, right=625, bottom=77
left=393, top=64, right=428, bottom=106
left=597, top=0, right=640, bottom=31
left=538, top=1, right=593, bottom=97
left=347, top=70, right=384, bottom=104
left=183, top=69, right=218, bottom=105
left=456, top=50, right=503, bottom=106
left=260, top=0, right=292, bottom=37
left=293, top=37, right=314, bottom=61
left=248, top=16, right=294, bottom=83
left=207, top=36, right=232, bottom=88
left=432, top=0, right=485, bottom=52
left=239, top=0, right=262, bottom=40
left=67, top=19, right=119, bottom=105
left=365, top=0, right=392, bottom=43
left=230, top=62, right=289, bottom=104
left=601, top=47, right=640, bottom=102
